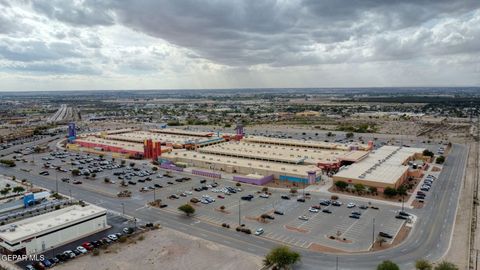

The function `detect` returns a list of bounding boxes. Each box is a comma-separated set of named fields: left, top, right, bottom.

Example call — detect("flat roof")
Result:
left=0, top=204, right=106, bottom=244
left=334, top=146, right=425, bottom=184
left=243, top=136, right=370, bottom=151
left=75, top=136, right=144, bottom=152
left=105, top=131, right=218, bottom=145
left=199, top=141, right=368, bottom=164
left=150, top=128, right=214, bottom=137
left=163, top=150, right=320, bottom=177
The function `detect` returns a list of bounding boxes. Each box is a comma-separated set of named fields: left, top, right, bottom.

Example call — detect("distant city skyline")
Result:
left=0, top=0, right=479, bottom=91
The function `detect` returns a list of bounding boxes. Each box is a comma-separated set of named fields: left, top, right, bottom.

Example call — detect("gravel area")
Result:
left=55, top=227, right=262, bottom=270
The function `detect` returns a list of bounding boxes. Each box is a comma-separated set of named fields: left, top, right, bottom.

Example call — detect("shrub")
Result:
left=119, top=236, right=127, bottom=243
left=92, top=249, right=100, bottom=256
left=138, top=235, right=145, bottom=241
left=236, top=182, right=241, bottom=187
left=335, top=181, right=348, bottom=190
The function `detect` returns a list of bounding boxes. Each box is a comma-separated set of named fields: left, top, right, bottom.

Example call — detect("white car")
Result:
left=259, top=193, right=269, bottom=198
left=76, top=246, right=88, bottom=254
left=107, top=234, right=118, bottom=241
left=308, top=207, right=319, bottom=213
left=185, top=191, right=193, bottom=195
left=298, top=215, right=309, bottom=221
left=255, top=228, right=264, bottom=236
left=347, top=203, right=356, bottom=208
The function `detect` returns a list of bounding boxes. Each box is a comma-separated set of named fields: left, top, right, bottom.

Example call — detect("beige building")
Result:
left=332, top=146, right=425, bottom=190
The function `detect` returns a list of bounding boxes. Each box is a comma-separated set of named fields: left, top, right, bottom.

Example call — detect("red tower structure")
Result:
left=144, top=139, right=162, bottom=160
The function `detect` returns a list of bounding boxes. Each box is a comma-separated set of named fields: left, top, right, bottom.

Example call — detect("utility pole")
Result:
left=55, top=170, right=58, bottom=194
left=238, top=198, right=241, bottom=226
left=372, top=218, right=375, bottom=249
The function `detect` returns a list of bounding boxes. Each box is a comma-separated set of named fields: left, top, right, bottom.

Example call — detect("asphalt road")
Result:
left=0, top=144, right=468, bottom=270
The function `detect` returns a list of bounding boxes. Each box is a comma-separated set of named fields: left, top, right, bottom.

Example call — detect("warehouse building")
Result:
left=242, top=136, right=372, bottom=151
left=332, top=146, right=426, bottom=190
left=0, top=204, right=107, bottom=255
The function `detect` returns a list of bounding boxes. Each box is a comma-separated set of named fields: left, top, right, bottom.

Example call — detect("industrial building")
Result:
left=332, top=146, right=426, bottom=190
left=0, top=204, right=107, bottom=255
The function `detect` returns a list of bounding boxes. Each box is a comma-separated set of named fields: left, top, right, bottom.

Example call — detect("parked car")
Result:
left=379, top=232, right=393, bottom=238
left=308, top=207, right=319, bottom=213
left=298, top=215, right=309, bottom=221
left=281, top=195, right=290, bottom=200
left=76, top=246, right=88, bottom=254
left=347, top=203, right=356, bottom=208
left=273, top=210, right=284, bottom=215
left=255, top=228, right=264, bottom=236
left=322, top=209, right=332, bottom=214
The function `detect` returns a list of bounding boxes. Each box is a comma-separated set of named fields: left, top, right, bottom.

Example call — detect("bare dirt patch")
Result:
left=54, top=228, right=262, bottom=270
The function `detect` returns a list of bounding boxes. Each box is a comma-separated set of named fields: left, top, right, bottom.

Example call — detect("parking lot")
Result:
left=5, top=149, right=410, bottom=252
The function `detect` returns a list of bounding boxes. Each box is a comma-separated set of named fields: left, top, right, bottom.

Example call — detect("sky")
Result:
left=0, top=0, right=479, bottom=91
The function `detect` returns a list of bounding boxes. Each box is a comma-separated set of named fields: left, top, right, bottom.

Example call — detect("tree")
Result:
left=383, top=187, right=398, bottom=197
left=262, top=187, right=269, bottom=193
left=91, top=173, right=96, bottom=178
left=178, top=204, right=195, bottom=216
left=369, top=186, right=378, bottom=194
left=434, top=261, right=458, bottom=270
left=152, top=167, right=158, bottom=171
left=129, top=162, right=135, bottom=167
left=264, top=246, right=301, bottom=270
left=0, top=188, right=9, bottom=196
left=396, top=185, right=408, bottom=196
left=354, top=183, right=365, bottom=193
left=377, top=260, right=400, bottom=270
left=415, top=259, right=432, bottom=270
left=436, top=156, right=445, bottom=164
left=72, top=169, right=80, bottom=176
left=345, top=132, right=354, bottom=139
left=12, top=186, right=25, bottom=194
left=335, top=181, right=348, bottom=190
left=423, top=149, right=434, bottom=157
left=121, top=160, right=126, bottom=166
left=104, top=177, right=110, bottom=183
left=290, top=187, right=298, bottom=194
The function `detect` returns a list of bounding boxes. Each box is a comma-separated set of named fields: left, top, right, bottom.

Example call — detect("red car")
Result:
left=82, top=242, right=94, bottom=251
left=217, top=195, right=225, bottom=199
left=311, top=205, right=321, bottom=210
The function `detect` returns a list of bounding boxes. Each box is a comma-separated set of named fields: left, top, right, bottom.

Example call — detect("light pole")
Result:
left=336, top=256, right=338, bottom=270
left=238, top=198, right=241, bottom=226
left=69, top=189, right=72, bottom=200
left=372, top=218, right=375, bottom=249
left=401, top=195, right=405, bottom=212
left=121, top=202, right=125, bottom=216
left=55, top=170, right=58, bottom=194
left=153, top=187, right=156, bottom=202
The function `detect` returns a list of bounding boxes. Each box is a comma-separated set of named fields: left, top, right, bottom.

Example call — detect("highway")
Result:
left=0, top=144, right=468, bottom=269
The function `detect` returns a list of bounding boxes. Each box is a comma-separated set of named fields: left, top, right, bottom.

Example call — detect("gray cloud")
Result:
left=0, top=40, right=84, bottom=62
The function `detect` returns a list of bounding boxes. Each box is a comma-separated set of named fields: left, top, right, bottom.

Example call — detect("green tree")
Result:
left=415, top=259, right=432, bottom=270
left=121, top=160, right=126, bottom=165
left=152, top=167, right=158, bottom=171
left=354, top=183, right=365, bottom=193
left=178, top=204, right=195, bottom=216
left=434, top=261, right=458, bottom=270
left=0, top=188, right=9, bottom=196
left=377, top=260, right=400, bottom=270
left=335, top=181, right=348, bottom=190
left=383, top=187, right=398, bottom=197
left=0, top=159, right=16, bottom=167
left=397, top=185, right=408, bottom=196
left=72, top=169, right=80, bottom=176
left=436, top=156, right=445, bottom=164
left=369, top=186, right=378, bottom=194
left=345, top=132, right=354, bottom=139
left=263, top=246, right=301, bottom=270
left=423, top=149, right=434, bottom=157
left=290, top=187, right=298, bottom=194
left=12, top=186, right=25, bottom=194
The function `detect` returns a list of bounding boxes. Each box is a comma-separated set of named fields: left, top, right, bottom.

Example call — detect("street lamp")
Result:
left=55, top=170, right=58, bottom=194
left=238, top=198, right=241, bottom=226
left=372, top=218, right=376, bottom=249
left=121, top=202, right=125, bottom=216
left=153, top=187, right=156, bottom=202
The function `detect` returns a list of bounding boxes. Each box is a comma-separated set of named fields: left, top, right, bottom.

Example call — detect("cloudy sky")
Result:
left=0, top=0, right=479, bottom=91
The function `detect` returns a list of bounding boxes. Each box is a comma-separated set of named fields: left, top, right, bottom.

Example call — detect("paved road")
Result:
left=0, top=144, right=468, bottom=270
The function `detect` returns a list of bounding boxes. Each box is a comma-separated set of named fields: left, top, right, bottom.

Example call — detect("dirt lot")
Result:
left=55, top=228, right=262, bottom=270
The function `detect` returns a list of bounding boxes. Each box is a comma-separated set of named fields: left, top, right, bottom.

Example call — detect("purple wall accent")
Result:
left=192, top=169, right=221, bottom=179
left=233, top=174, right=273, bottom=185
left=159, top=163, right=183, bottom=172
